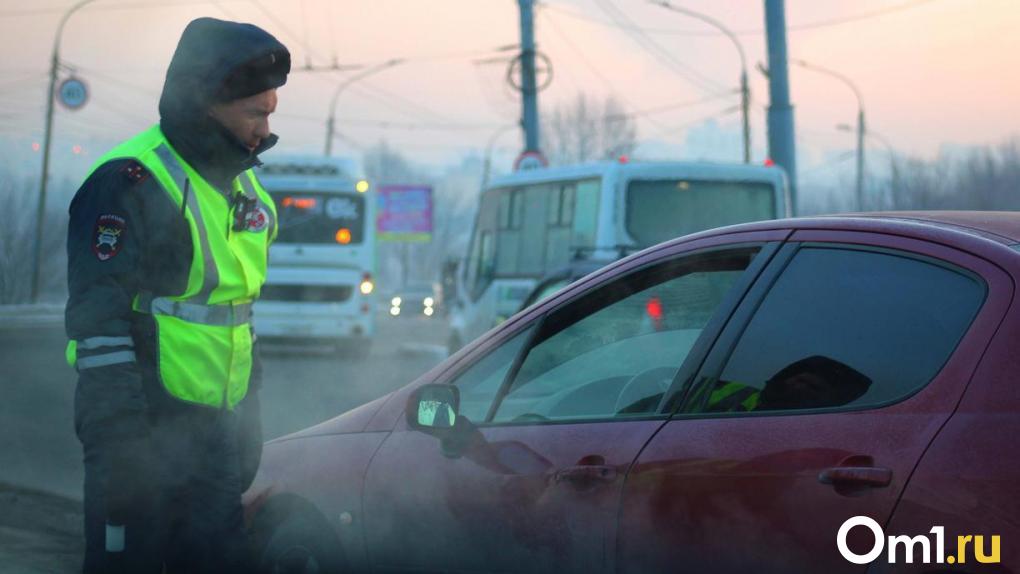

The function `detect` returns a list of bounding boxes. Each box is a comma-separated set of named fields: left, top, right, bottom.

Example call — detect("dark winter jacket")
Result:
left=65, top=18, right=289, bottom=488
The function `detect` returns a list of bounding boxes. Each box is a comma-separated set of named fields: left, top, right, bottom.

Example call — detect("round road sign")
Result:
left=58, top=77, right=88, bottom=110
left=513, top=150, right=548, bottom=171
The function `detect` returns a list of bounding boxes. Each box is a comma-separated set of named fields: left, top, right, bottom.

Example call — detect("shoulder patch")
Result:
left=120, top=161, right=149, bottom=185
left=92, top=214, right=126, bottom=261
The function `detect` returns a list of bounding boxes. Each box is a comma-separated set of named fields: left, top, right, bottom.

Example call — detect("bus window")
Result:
left=546, top=183, right=575, bottom=270
left=518, top=185, right=552, bottom=275
left=547, top=184, right=575, bottom=226
left=496, top=228, right=520, bottom=276
left=499, top=189, right=524, bottom=230
left=271, top=191, right=365, bottom=245
left=467, top=191, right=499, bottom=299
left=572, top=179, right=600, bottom=250
left=625, top=179, right=775, bottom=247
left=475, top=232, right=495, bottom=299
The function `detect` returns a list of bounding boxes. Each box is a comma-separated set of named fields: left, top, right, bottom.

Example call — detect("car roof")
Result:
left=690, top=211, right=1020, bottom=246
left=851, top=211, right=1020, bottom=243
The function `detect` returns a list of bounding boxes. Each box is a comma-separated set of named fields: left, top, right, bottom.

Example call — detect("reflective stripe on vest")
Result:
left=65, top=337, right=136, bottom=370
left=77, top=351, right=137, bottom=370
left=137, top=292, right=253, bottom=327
left=153, top=144, right=220, bottom=304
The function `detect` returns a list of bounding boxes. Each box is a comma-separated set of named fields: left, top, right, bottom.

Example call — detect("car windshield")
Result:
left=270, top=191, right=365, bottom=245
left=626, top=179, right=776, bottom=246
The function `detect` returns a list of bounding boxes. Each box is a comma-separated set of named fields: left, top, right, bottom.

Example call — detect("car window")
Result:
left=450, top=326, right=536, bottom=423
left=688, top=246, right=985, bottom=415
left=489, top=248, right=761, bottom=423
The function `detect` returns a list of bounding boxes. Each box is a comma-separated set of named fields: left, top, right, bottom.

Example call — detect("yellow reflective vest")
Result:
left=67, top=125, right=277, bottom=409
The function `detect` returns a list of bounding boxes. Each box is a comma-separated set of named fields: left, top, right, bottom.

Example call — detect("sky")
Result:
left=0, top=0, right=1017, bottom=184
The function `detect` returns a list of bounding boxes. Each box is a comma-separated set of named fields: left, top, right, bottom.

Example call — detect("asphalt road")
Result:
left=0, top=312, right=448, bottom=573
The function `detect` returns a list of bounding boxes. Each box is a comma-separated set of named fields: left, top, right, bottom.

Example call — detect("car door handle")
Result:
left=553, top=465, right=617, bottom=485
left=818, top=466, right=892, bottom=488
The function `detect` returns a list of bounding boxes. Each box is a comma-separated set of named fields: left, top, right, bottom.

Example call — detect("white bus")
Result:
left=447, top=160, right=790, bottom=352
left=254, top=156, right=376, bottom=355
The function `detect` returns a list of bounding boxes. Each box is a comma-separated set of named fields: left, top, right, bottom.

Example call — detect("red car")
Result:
left=245, top=213, right=1020, bottom=574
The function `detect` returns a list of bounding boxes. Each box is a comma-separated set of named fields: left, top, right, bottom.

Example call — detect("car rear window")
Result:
left=690, top=246, right=986, bottom=415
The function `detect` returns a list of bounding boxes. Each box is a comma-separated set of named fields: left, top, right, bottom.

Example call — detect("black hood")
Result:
left=159, top=18, right=290, bottom=188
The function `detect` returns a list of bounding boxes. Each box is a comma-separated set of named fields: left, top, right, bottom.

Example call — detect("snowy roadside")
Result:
left=0, top=483, right=82, bottom=574
left=0, top=304, right=64, bottom=330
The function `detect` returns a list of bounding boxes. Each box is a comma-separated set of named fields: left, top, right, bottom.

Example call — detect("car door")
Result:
left=616, top=231, right=1013, bottom=574
left=362, top=236, right=785, bottom=574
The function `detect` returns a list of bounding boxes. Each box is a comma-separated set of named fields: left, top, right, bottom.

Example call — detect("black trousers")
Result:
left=81, top=408, right=252, bottom=574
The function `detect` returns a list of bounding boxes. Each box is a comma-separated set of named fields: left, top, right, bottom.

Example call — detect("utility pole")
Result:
left=764, top=0, right=797, bottom=213
left=856, top=108, right=866, bottom=210
left=517, top=0, right=540, bottom=153
left=841, top=124, right=892, bottom=209
left=32, top=0, right=97, bottom=302
left=650, top=1, right=750, bottom=163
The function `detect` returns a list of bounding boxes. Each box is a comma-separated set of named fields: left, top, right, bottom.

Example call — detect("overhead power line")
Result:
left=613, top=92, right=738, bottom=121
left=248, top=0, right=329, bottom=66
left=276, top=112, right=504, bottom=132
left=0, top=0, right=250, bottom=18
left=546, top=0, right=941, bottom=36
left=590, top=0, right=729, bottom=96
left=350, top=80, right=458, bottom=124
left=665, top=103, right=740, bottom=133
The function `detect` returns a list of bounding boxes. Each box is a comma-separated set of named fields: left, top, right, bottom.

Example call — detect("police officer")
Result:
left=64, top=18, right=289, bottom=573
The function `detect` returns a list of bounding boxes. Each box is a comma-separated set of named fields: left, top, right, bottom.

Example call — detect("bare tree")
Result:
left=887, top=138, right=1020, bottom=211
left=802, top=136, right=1020, bottom=215
left=544, top=93, right=637, bottom=165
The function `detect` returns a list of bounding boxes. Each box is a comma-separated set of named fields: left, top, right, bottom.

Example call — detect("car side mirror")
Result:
left=407, top=384, right=460, bottom=432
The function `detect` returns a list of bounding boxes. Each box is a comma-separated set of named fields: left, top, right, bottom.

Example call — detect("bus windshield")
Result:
left=270, top=191, right=366, bottom=245
left=626, top=179, right=776, bottom=246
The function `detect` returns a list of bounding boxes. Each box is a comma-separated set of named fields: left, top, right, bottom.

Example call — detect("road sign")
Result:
left=513, top=150, right=548, bottom=171
left=376, top=185, right=433, bottom=242
left=57, top=77, right=88, bottom=110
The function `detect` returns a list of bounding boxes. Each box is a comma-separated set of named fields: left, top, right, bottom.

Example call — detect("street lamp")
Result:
left=32, top=0, right=98, bottom=302
left=793, top=59, right=866, bottom=211
left=323, top=58, right=403, bottom=156
left=649, top=0, right=750, bottom=164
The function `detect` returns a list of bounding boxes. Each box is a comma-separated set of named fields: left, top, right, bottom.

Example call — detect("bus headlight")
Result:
left=390, top=306, right=401, bottom=316
left=391, top=296, right=402, bottom=307
left=423, top=306, right=435, bottom=317
left=359, top=273, right=374, bottom=295
left=424, top=297, right=435, bottom=307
